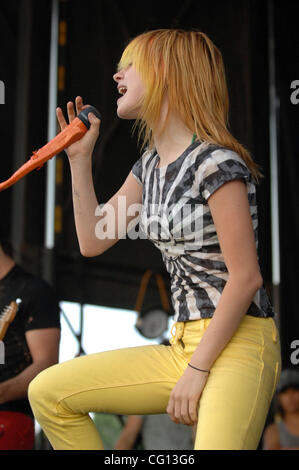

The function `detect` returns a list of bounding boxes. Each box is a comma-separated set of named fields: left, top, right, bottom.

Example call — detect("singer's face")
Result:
left=113, top=64, right=145, bottom=119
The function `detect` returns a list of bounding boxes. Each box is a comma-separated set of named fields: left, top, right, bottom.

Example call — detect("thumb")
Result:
left=88, top=112, right=101, bottom=134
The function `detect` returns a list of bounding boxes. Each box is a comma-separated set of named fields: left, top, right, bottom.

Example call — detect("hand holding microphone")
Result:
left=0, top=96, right=102, bottom=191
left=56, top=96, right=102, bottom=162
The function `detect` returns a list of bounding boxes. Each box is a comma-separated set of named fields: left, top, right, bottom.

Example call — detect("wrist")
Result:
left=69, top=157, right=93, bottom=179
left=187, top=363, right=210, bottom=374
left=68, top=153, right=92, bottom=168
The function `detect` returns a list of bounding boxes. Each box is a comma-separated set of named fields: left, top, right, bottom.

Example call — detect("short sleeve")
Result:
left=199, top=148, right=253, bottom=202
left=131, top=157, right=143, bottom=185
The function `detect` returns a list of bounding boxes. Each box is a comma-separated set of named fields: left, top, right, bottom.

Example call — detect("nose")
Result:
left=113, top=69, right=124, bottom=83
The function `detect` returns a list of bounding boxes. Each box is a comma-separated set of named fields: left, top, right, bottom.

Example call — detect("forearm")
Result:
left=114, top=433, right=137, bottom=450
left=114, top=416, right=143, bottom=450
left=190, top=274, right=262, bottom=371
left=0, top=361, right=50, bottom=405
left=69, top=157, right=100, bottom=255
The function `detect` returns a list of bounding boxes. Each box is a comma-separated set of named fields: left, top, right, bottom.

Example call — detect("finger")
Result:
left=56, top=107, right=68, bottom=131
left=166, top=398, right=178, bottom=424
left=75, top=96, right=84, bottom=115
left=67, top=101, right=76, bottom=122
left=174, top=399, right=182, bottom=424
left=88, top=112, right=101, bottom=136
left=189, top=400, right=199, bottom=425
left=180, top=400, right=192, bottom=426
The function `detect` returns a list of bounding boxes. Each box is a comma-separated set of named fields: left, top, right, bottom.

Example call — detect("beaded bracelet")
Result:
left=188, top=363, right=210, bottom=374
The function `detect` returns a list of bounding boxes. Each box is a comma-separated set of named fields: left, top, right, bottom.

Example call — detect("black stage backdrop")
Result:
left=275, top=1, right=299, bottom=367
left=0, top=0, right=298, bottom=366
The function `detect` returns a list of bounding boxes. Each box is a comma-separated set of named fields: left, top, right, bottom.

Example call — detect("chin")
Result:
left=117, top=108, right=129, bottom=119
left=117, top=109, right=138, bottom=120
left=116, top=102, right=140, bottom=120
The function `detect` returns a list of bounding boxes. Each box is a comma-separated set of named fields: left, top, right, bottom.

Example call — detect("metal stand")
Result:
left=268, top=0, right=280, bottom=329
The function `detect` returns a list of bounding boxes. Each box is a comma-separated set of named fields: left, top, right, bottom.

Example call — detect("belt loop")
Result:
left=170, top=321, right=184, bottom=346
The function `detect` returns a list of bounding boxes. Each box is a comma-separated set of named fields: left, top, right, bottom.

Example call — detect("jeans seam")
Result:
left=240, top=327, right=265, bottom=450
left=55, top=379, right=176, bottom=415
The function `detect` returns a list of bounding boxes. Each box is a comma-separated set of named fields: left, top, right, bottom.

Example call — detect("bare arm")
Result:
left=167, top=179, right=263, bottom=425
left=0, top=328, right=60, bottom=404
left=114, top=416, right=143, bottom=450
left=70, top=162, right=142, bottom=257
left=187, top=179, right=263, bottom=371
left=57, top=97, right=142, bottom=257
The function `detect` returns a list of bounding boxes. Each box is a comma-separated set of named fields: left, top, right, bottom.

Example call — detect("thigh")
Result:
left=194, top=317, right=281, bottom=450
left=34, top=343, right=184, bottom=416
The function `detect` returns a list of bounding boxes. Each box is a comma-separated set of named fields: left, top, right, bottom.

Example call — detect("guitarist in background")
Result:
left=0, top=234, right=61, bottom=450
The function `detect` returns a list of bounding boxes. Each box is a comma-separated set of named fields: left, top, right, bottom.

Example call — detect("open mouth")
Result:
left=118, top=86, right=127, bottom=96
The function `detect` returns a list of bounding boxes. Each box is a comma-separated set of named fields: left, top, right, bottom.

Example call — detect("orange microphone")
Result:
left=0, top=106, right=102, bottom=192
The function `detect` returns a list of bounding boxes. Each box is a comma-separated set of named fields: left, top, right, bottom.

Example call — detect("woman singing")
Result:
left=29, top=29, right=281, bottom=450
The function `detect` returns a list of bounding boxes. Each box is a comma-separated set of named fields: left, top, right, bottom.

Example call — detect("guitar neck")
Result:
left=0, top=301, right=19, bottom=341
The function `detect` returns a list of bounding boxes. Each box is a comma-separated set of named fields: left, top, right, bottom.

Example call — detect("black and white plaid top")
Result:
left=132, top=140, right=274, bottom=322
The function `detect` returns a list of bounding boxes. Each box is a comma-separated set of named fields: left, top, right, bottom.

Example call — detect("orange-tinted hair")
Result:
left=118, top=29, right=263, bottom=183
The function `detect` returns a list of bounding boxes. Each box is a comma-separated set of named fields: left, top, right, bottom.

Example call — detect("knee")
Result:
left=28, top=367, right=56, bottom=421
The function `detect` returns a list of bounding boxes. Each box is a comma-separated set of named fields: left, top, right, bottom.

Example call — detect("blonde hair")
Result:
left=118, top=29, right=263, bottom=183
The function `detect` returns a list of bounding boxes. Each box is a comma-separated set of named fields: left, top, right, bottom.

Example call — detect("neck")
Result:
left=284, top=410, right=299, bottom=423
left=0, top=251, right=15, bottom=280
left=152, top=98, right=194, bottom=167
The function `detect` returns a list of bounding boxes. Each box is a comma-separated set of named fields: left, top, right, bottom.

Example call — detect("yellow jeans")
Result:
left=28, top=315, right=281, bottom=450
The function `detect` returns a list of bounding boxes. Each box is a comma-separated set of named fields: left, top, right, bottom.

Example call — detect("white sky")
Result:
left=59, top=301, right=172, bottom=363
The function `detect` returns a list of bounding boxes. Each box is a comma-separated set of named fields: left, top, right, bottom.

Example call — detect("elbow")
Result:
left=251, top=272, right=264, bottom=290
left=80, top=248, right=93, bottom=257
left=80, top=246, right=103, bottom=257
left=79, top=245, right=92, bottom=257
left=245, top=271, right=263, bottom=291
left=79, top=241, right=103, bottom=257
left=230, top=271, right=263, bottom=292
left=255, top=274, right=264, bottom=290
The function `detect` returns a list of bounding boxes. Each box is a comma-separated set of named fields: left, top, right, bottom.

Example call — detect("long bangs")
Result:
left=118, top=31, right=168, bottom=148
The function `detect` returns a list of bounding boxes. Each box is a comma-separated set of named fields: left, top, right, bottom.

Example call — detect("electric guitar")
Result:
left=0, top=299, right=21, bottom=341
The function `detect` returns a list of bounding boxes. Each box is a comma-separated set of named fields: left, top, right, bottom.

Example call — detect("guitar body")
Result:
left=0, top=300, right=20, bottom=341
